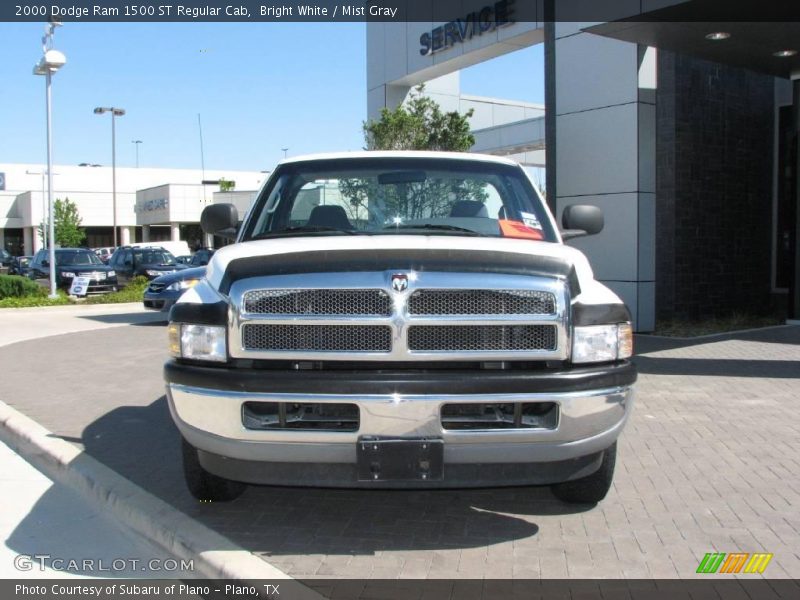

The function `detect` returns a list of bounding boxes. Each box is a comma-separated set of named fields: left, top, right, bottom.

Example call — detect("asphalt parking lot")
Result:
left=1, top=314, right=799, bottom=579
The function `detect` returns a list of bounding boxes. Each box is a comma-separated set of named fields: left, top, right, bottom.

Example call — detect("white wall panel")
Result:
left=556, top=103, right=639, bottom=197
left=559, top=193, right=638, bottom=282
left=555, top=33, right=638, bottom=115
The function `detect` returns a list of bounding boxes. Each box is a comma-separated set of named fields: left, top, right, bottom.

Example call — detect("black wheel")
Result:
left=551, top=442, right=616, bottom=504
left=181, top=437, right=246, bottom=502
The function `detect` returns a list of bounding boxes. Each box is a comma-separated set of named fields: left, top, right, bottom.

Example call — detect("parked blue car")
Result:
left=143, top=267, right=206, bottom=312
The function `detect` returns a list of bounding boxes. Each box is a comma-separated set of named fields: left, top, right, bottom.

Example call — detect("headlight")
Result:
left=107, top=270, right=116, bottom=278
left=61, top=272, right=75, bottom=278
left=572, top=323, right=633, bottom=364
left=168, top=323, right=226, bottom=362
left=146, top=269, right=162, bottom=277
left=166, top=279, right=200, bottom=292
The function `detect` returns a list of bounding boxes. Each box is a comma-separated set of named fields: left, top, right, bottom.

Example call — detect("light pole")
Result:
left=281, top=147, right=289, bottom=159
left=94, top=106, right=125, bottom=247
left=33, top=22, right=66, bottom=299
left=26, top=168, right=59, bottom=249
left=132, top=139, right=142, bottom=167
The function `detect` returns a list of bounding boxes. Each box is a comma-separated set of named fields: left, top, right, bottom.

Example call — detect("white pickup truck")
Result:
left=165, top=152, right=636, bottom=503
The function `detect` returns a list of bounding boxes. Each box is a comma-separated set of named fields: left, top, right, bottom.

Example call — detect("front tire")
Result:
left=550, top=442, right=616, bottom=504
left=181, top=437, right=246, bottom=502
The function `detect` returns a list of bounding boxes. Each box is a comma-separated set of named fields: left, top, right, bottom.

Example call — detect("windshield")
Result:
left=242, top=157, right=556, bottom=242
left=134, top=250, right=176, bottom=265
left=57, top=251, right=103, bottom=266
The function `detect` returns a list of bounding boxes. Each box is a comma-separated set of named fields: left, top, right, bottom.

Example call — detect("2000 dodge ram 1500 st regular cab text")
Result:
left=165, top=152, right=636, bottom=503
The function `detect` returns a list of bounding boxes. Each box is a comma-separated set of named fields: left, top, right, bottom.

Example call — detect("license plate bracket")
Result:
left=357, top=437, right=444, bottom=482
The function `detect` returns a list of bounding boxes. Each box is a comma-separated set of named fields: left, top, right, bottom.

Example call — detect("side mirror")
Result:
left=561, top=204, right=604, bottom=240
left=42, top=259, right=49, bottom=267
left=201, top=203, right=239, bottom=239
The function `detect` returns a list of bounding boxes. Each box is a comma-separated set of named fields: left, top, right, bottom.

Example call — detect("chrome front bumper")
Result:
left=168, top=383, right=633, bottom=476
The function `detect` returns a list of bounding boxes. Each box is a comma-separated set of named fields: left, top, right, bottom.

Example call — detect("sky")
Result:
left=0, top=22, right=543, bottom=172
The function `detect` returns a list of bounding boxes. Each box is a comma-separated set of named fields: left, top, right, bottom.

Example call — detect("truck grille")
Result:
left=230, top=272, right=569, bottom=361
left=243, top=289, right=391, bottom=316
left=242, top=324, right=392, bottom=352
left=148, top=282, right=166, bottom=293
left=408, top=325, right=557, bottom=352
left=408, top=289, right=555, bottom=315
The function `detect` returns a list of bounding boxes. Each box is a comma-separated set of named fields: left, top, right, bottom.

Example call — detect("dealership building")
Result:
left=0, top=164, right=265, bottom=256
left=368, top=2, right=800, bottom=330
left=2, top=2, right=799, bottom=332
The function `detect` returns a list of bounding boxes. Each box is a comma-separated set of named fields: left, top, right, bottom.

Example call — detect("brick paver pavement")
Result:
left=1, top=321, right=798, bottom=579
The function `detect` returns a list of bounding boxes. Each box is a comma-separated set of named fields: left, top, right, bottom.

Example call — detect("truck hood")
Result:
left=200, top=236, right=621, bottom=306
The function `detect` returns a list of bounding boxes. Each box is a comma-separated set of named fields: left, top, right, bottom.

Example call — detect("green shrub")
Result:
left=84, top=276, right=150, bottom=304
left=0, top=290, right=70, bottom=308
left=0, top=274, right=153, bottom=308
left=0, top=275, right=46, bottom=299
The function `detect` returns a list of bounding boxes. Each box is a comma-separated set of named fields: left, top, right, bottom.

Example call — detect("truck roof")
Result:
left=276, top=150, right=520, bottom=167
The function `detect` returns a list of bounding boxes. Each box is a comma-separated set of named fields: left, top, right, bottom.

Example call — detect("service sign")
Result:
left=69, top=276, right=91, bottom=296
left=419, top=0, right=516, bottom=56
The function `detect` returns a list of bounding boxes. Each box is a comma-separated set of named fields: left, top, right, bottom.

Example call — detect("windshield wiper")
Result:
left=382, top=223, right=484, bottom=236
left=251, top=226, right=360, bottom=239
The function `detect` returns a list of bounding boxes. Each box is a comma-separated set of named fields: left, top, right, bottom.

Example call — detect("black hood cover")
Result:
left=220, top=248, right=580, bottom=297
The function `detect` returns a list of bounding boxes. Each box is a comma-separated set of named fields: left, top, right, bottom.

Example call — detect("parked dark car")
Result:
left=189, top=248, right=215, bottom=266
left=143, top=267, right=206, bottom=312
left=9, top=255, right=33, bottom=277
left=108, top=246, right=188, bottom=285
left=27, top=248, right=118, bottom=294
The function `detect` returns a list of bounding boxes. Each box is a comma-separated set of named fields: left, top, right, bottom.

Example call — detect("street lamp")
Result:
left=132, top=139, right=142, bottom=167
left=26, top=168, right=60, bottom=249
left=94, top=106, right=125, bottom=247
left=281, top=147, right=289, bottom=158
left=33, top=21, right=66, bottom=299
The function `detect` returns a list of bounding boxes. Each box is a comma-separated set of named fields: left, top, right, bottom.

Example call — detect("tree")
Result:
left=363, top=85, right=475, bottom=151
left=345, top=89, right=483, bottom=221
left=38, top=198, right=85, bottom=248
left=218, top=178, right=236, bottom=192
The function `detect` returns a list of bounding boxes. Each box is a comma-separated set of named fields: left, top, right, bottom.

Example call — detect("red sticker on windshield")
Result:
left=499, top=219, right=545, bottom=240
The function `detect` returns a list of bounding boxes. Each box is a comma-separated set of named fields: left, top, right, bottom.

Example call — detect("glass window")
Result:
left=133, top=249, right=176, bottom=265
left=56, top=250, right=103, bottom=266
left=242, top=157, right=556, bottom=242
left=112, top=250, right=130, bottom=266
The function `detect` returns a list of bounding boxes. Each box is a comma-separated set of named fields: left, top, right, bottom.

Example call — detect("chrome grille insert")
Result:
left=242, top=324, right=392, bottom=352
left=230, top=272, right=569, bottom=362
left=148, top=283, right=166, bottom=293
left=243, top=289, right=391, bottom=316
left=408, top=289, right=556, bottom=315
left=408, top=325, right=557, bottom=352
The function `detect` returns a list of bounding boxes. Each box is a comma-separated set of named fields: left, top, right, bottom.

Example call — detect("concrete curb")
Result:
left=0, top=399, right=292, bottom=582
